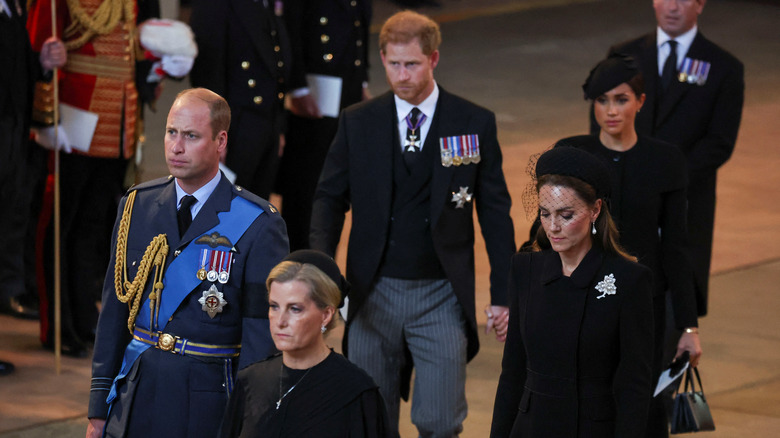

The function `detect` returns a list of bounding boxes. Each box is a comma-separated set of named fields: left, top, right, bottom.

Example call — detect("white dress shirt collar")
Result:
left=657, top=25, right=698, bottom=73
left=394, top=82, right=439, bottom=151
left=175, top=171, right=222, bottom=220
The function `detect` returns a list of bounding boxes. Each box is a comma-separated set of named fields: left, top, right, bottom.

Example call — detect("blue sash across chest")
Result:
left=107, top=196, right=263, bottom=404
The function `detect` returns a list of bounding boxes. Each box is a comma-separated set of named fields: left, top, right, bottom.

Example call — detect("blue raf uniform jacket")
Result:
left=88, top=174, right=289, bottom=438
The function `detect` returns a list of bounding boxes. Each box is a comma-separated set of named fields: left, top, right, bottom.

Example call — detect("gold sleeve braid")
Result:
left=114, top=190, right=169, bottom=333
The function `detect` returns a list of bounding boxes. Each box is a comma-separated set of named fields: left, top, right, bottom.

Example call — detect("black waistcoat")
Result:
left=378, top=125, right=445, bottom=279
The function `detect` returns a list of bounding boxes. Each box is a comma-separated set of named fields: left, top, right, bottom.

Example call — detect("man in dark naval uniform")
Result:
left=86, top=88, right=289, bottom=438
left=310, top=11, right=515, bottom=437
left=276, top=0, right=371, bottom=251
left=605, top=0, right=743, bottom=318
left=0, top=0, right=66, bottom=375
left=189, top=0, right=292, bottom=199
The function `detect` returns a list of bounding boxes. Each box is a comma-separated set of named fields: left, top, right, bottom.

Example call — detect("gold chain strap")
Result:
left=114, top=190, right=169, bottom=333
left=63, top=0, right=136, bottom=50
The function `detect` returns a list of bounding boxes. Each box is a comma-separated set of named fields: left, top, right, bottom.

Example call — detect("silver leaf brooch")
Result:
left=595, top=274, right=617, bottom=299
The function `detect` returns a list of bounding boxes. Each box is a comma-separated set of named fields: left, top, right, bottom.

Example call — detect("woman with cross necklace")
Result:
left=219, top=250, right=390, bottom=437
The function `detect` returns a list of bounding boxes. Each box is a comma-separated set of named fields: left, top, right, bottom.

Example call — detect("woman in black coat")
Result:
left=491, top=147, right=654, bottom=437
left=564, top=55, right=703, bottom=437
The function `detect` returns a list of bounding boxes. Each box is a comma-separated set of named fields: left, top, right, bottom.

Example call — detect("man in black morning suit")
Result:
left=189, top=0, right=292, bottom=199
left=310, top=11, right=515, bottom=437
left=0, top=0, right=65, bottom=375
left=606, top=0, right=744, bottom=318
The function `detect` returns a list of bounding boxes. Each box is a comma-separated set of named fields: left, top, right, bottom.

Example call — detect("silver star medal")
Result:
left=451, top=186, right=473, bottom=209
left=595, top=274, right=617, bottom=299
left=199, top=284, right=228, bottom=318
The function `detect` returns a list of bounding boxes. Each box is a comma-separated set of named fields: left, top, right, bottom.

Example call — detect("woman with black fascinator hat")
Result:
left=562, top=53, right=703, bottom=437
left=490, top=147, right=654, bottom=437
left=219, top=250, right=390, bottom=437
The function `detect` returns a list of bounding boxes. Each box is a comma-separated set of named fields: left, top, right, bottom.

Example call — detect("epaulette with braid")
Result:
left=114, top=188, right=169, bottom=333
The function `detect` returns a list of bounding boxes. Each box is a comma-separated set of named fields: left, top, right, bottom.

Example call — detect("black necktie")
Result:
left=403, top=107, right=423, bottom=168
left=661, top=40, right=678, bottom=93
left=177, top=195, right=197, bottom=238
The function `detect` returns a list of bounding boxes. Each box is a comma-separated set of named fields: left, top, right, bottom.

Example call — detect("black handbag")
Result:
left=670, top=367, right=715, bottom=434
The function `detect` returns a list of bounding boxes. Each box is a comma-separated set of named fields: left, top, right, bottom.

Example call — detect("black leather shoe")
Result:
left=0, top=296, right=39, bottom=320
left=0, top=360, right=15, bottom=376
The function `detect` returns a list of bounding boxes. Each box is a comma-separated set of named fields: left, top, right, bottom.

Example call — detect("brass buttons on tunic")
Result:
left=354, top=20, right=361, bottom=27
left=323, top=53, right=333, bottom=62
left=350, top=0, right=357, bottom=6
left=355, top=59, right=362, bottom=66
left=321, top=34, right=330, bottom=43
left=248, top=79, right=256, bottom=88
left=241, top=61, right=250, bottom=70
left=278, top=92, right=284, bottom=100
left=253, top=96, right=263, bottom=105
left=319, top=17, right=328, bottom=25
left=356, top=40, right=363, bottom=47
left=274, top=45, right=281, bottom=53
left=277, top=61, right=284, bottom=68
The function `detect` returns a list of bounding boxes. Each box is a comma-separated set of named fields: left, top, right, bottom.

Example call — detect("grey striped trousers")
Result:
left=348, top=276, right=468, bottom=438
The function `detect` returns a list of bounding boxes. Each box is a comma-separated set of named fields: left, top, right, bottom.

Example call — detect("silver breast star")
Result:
left=198, top=284, right=228, bottom=318
left=451, top=186, right=473, bottom=209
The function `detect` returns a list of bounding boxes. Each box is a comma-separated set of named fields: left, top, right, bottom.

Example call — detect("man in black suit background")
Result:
left=311, top=11, right=515, bottom=437
left=608, top=0, right=743, bottom=319
left=189, top=0, right=292, bottom=199
left=0, top=0, right=65, bottom=374
left=604, top=1, right=744, bottom=436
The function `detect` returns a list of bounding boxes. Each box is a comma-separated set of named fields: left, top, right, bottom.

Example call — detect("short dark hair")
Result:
left=379, top=10, right=441, bottom=55
left=175, top=88, right=231, bottom=139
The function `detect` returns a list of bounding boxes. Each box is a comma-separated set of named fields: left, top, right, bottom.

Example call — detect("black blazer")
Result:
left=607, top=31, right=744, bottom=314
left=0, top=3, right=39, bottom=182
left=310, top=88, right=515, bottom=361
left=559, top=135, right=697, bottom=329
left=610, top=31, right=744, bottom=181
left=491, top=248, right=654, bottom=438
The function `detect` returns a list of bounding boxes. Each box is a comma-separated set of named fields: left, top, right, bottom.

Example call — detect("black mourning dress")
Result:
left=219, top=351, right=390, bottom=437
left=491, top=247, right=654, bottom=437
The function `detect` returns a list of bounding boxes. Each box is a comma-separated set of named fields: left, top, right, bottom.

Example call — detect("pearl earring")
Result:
left=591, top=222, right=597, bottom=235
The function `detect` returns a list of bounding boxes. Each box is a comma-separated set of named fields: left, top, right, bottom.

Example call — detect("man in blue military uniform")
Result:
left=86, top=88, right=289, bottom=438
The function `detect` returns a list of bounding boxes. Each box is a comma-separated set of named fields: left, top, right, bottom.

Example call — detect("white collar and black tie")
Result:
left=656, top=25, right=698, bottom=76
left=174, top=171, right=222, bottom=237
left=394, top=82, right=439, bottom=153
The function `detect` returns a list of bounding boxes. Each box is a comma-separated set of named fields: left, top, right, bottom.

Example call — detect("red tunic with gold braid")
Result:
left=27, top=0, right=139, bottom=159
